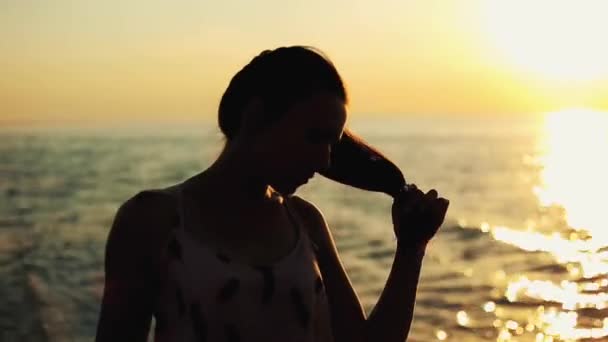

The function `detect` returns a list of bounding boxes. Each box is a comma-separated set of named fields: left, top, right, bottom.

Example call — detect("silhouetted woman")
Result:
left=96, top=46, right=449, bottom=342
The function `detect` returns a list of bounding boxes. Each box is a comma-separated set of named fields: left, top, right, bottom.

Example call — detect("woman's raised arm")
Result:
left=290, top=185, right=448, bottom=342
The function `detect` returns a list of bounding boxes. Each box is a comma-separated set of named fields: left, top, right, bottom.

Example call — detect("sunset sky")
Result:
left=2, top=0, right=608, bottom=125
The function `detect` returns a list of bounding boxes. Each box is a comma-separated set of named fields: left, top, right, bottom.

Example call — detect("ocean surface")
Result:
left=2, top=114, right=607, bottom=341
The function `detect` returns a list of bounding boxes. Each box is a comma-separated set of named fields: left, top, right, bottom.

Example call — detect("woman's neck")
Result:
left=189, top=143, right=278, bottom=209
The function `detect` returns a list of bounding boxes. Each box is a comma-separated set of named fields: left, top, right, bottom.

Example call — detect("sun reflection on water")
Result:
left=536, top=109, right=608, bottom=243
left=477, top=109, right=608, bottom=341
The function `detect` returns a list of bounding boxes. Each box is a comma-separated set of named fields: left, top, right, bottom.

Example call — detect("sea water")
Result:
left=2, top=116, right=606, bottom=341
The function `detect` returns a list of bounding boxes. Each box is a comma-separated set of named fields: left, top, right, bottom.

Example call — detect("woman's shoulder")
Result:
left=106, top=184, right=182, bottom=258
left=286, top=195, right=330, bottom=241
left=119, top=185, right=180, bottom=225
left=287, top=195, right=326, bottom=223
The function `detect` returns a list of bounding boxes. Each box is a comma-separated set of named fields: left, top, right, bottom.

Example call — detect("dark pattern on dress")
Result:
left=290, top=287, right=310, bottom=328
left=217, top=277, right=240, bottom=302
left=190, top=301, right=208, bottom=342
left=254, top=266, right=276, bottom=304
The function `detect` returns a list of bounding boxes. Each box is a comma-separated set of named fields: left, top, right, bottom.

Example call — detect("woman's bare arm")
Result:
left=96, top=191, right=174, bottom=342
left=290, top=196, right=367, bottom=342
left=291, top=189, right=447, bottom=342
left=365, top=245, right=425, bottom=342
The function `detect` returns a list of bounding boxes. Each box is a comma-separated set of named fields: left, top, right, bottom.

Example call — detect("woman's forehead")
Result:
left=292, top=93, right=347, bottom=127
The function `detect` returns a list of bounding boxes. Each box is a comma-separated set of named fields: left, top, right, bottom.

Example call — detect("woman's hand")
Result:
left=391, top=184, right=449, bottom=249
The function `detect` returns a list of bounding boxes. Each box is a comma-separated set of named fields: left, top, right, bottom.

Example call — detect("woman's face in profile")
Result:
left=255, top=92, right=347, bottom=195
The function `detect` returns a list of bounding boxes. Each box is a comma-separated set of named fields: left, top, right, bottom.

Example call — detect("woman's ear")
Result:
left=239, top=97, right=265, bottom=137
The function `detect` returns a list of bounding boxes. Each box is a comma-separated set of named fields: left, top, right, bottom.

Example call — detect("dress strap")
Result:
left=283, top=196, right=320, bottom=256
left=282, top=196, right=302, bottom=243
left=166, top=183, right=187, bottom=233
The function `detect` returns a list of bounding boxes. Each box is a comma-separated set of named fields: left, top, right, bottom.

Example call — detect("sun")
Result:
left=481, top=0, right=608, bottom=82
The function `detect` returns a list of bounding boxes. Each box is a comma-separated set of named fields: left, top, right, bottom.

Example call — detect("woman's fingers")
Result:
left=437, top=197, right=449, bottom=213
left=396, top=185, right=448, bottom=222
left=396, top=184, right=422, bottom=207
left=392, top=185, right=450, bottom=245
left=395, top=185, right=413, bottom=204
left=399, top=186, right=436, bottom=212
left=430, top=197, right=450, bottom=225
left=410, top=189, right=427, bottom=214
left=412, top=189, right=438, bottom=213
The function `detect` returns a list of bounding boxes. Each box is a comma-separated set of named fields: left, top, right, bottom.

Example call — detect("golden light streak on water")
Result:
left=505, top=276, right=608, bottom=310
left=540, top=309, right=608, bottom=340
left=536, top=109, right=608, bottom=243
left=491, top=226, right=608, bottom=278
left=478, top=109, right=608, bottom=340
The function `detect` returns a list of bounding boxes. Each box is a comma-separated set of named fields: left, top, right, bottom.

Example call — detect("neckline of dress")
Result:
left=172, top=182, right=304, bottom=270
left=178, top=226, right=303, bottom=270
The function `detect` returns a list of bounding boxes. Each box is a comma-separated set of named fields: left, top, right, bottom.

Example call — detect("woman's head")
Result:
left=216, top=46, right=348, bottom=195
left=218, top=46, right=347, bottom=141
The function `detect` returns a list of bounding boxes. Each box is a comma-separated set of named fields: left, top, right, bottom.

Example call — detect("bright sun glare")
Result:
left=482, top=0, right=608, bottom=81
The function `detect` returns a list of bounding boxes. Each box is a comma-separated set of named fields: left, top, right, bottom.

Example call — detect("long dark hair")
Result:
left=319, top=129, right=407, bottom=198
left=218, top=46, right=407, bottom=197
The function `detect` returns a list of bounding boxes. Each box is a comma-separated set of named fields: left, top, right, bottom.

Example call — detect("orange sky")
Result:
left=1, top=0, right=607, bottom=126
